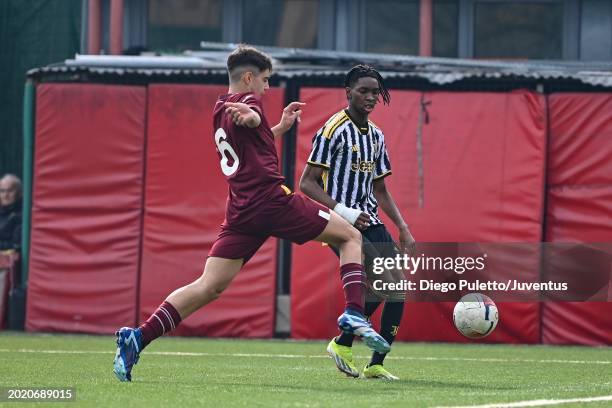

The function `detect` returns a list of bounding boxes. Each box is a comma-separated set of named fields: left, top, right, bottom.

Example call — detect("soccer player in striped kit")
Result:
left=301, top=65, right=415, bottom=380
left=113, top=48, right=390, bottom=382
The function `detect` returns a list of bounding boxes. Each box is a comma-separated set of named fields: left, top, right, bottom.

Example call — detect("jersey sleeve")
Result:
left=239, top=93, right=264, bottom=117
left=374, top=130, right=392, bottom=179
left=307, top=112, right=348, bottom=169
left=307, top=126, right=341, bottom=169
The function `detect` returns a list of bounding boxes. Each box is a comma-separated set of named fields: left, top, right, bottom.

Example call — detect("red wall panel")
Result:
left=291, top=88, right=546, bottom=343
left=542, top=302, right=611, bottom=345
left=140, top=85, right=285, bottom=338
left=546, top=94, right=612, bottom=242
left=27, top=84, right=146, bottom=333
left=543, top=93, right=612, bottom=345
left=26, top=82, right=610, bottom=345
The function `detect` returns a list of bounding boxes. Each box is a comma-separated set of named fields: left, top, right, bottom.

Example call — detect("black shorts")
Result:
left=330, top=224, right=400, bottom=273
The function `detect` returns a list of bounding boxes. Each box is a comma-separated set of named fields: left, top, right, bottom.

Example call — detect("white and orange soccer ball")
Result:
left=453, top=293, right=499, bottom=339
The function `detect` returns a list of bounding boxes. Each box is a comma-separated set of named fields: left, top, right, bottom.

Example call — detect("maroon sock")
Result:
left=340, top=263, right=366, bottom=315
left=139, top=301, right=182, bottom=348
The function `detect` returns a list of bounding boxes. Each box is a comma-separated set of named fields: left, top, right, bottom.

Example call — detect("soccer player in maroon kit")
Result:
left=113, top=45, right=390, bottom=382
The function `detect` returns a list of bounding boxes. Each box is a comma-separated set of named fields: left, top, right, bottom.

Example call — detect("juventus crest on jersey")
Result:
left=308, top=110, right=392, bottom=225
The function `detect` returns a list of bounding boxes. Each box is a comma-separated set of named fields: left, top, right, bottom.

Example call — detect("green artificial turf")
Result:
left=0, top=332, right=610, bottom=407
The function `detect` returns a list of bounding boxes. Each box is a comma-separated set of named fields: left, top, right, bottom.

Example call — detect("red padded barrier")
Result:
left=140, top=85, right=285, bottom=338
left=546, top=93, right=612, bottom=242
left=542, top=302, right=611, bottom=345
left=543, top=93, right=612, bottom=345
left=291, top=88, right=545, bottom=343
left=27, top=84, right=146, bottom=333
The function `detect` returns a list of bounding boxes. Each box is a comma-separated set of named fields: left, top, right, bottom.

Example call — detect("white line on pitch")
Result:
left=0, top=348, right=610, bottom=365
left=435, top=394, right=612, bottom=408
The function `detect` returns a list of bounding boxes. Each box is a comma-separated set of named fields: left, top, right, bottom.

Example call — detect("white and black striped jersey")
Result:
left=307, top=109, right=392, bottom=225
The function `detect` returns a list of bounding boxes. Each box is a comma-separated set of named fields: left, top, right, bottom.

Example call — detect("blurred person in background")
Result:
left=0, top=174, right=22, bottom=251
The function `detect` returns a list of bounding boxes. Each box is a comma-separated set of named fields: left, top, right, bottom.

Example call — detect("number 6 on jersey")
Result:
left=215, top=128, right=239, bottom=176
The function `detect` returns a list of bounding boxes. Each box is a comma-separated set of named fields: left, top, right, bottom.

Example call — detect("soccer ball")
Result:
left=453, top=293, right=499, bottom=339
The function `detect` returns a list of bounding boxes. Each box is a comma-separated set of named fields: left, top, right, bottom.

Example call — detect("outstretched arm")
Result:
left=300, top=164, right=371, bottom=230
left=373, top=177, right=416, bottom=254
left=271, top=102, right=305, bottom=138
left=224, top=102, right=261, bottom=128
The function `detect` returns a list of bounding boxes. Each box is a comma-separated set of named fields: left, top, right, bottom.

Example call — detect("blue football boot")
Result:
left=113, top=327, right=142, bottom=382
left=337, top=309, right=390, bottom=354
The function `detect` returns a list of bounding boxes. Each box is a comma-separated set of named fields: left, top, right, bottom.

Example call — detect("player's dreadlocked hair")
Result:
left=344, top=64, right=391, bottom=105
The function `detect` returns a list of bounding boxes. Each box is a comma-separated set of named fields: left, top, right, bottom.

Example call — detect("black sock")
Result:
left=370, top=301, right=404, bottom=366
left=335, top=300, right=382, bottom=347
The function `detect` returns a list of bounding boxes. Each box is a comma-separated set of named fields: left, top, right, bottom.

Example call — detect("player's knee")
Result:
left=336, top=225, right=361, bottom=249
left=197, top=281, right=228, bottom=301
left=347, top=226, right=362, bottom=246
left=205, top=285, right=225, bottom=301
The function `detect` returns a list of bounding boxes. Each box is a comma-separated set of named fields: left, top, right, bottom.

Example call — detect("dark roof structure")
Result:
left=27, top=42, right=612, bottom=91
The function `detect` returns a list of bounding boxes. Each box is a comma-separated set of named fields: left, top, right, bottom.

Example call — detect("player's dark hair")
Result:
left=344, top=65, right=391, bottom=105
left=227, top=45, right=273, bottom=82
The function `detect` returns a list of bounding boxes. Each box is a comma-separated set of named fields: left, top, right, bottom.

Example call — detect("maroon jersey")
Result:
left=212, top=92, right=285, bottom=225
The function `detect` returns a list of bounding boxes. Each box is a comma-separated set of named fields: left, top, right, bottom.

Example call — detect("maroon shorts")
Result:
left=209, top=186, right=330, bottom=263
